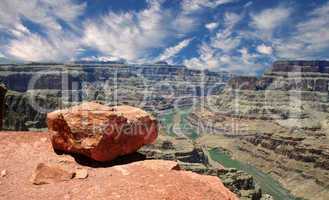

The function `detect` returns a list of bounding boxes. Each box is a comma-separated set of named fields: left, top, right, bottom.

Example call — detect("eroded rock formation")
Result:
left=190, top=60, right=329, bottom=200
left=3, top=90, right=60, bottom=131
left=48, top=102, right=158, bottom=161
left=0, top=62, right=231, bottom=131
left=218, top=60, right=329, bottom=119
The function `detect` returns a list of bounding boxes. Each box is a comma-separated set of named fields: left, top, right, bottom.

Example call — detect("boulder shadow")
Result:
left=54, top=149, right=147, bottom=168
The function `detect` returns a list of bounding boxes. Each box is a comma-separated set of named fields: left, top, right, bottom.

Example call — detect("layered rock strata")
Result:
left=3, top=90, right=61, bottom=131
left=212, top=60, right=329, bottom=120
left=0, top=62, right=230, bottom=131
left=0, top=84, right=6, bottom=130
left=190, top=60, right=329, bottom=200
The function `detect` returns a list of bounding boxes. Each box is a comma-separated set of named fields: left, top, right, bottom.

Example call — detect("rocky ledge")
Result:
left=0, top=103, right=246, bottom=200
left=139, top=134, right=271, bottom=200
left=0, top=132, right=238, bottom=200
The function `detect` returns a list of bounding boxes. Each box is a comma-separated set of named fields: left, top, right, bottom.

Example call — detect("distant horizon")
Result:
left=2, top=58, right=328, bottom=66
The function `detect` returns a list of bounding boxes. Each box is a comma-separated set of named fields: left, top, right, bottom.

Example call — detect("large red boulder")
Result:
left=47, top=102, right=158, bottom=161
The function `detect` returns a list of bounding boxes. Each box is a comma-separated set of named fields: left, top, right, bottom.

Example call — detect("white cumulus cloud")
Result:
left=181, top=0, right=235, bottom=13
left=205, top=22, right=219, bottom=31
left=274, top=1, right=329, bottom=59
left=183, top=43, right=220, bottom=70
left=251, top=6, right=291, bottom=37
left=256, top=44, right=273, bottom=55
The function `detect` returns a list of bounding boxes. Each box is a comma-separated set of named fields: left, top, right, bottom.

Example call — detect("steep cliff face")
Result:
left=244, top=133, right=329, bottom=170
left=0, top=63, right=230, bottom=93
left=0, top=84, right=7, bottom=130
left=270, top=60, right=329, bottom=73
left=190, top=61, right=329, bottom=200
left=3, top=90, right=61, bottom=131
left=228, top=61, right=329, bottom=91
left=0, top=63, right=230, bottom=131
left=212, top=60, right=329, bottom=120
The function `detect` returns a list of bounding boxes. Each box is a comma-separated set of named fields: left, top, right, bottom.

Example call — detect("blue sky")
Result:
left=0, top=0, right=328, bottom=74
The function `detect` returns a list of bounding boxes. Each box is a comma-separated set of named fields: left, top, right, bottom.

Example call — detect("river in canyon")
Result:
left=158, top=107, right=299, bottom=200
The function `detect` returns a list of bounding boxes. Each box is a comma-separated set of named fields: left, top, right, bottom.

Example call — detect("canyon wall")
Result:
left=0, top=84, right=6, bottom=130
left=0, top=63, right=231, bottom=130
left=191, top=60, right=329, bottom=200
left=213, top=60, right=329, bottom=120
